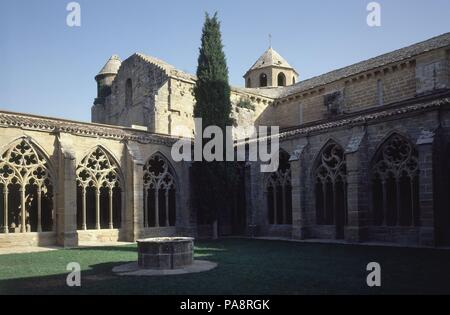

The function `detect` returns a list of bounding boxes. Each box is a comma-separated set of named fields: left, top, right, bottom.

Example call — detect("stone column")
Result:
left=95, top=188, right=101, bottom=230
left=416, top=131, right=436, bottom=246
left=344, top=127, right=368, bottom=243
left=20, top=187, right=26, bottom=233
left=290, top=140, right=308, bottom=240
left=154, top=190, right=159, bottom=227
left=108, top=188, right=114, bottom=229
left=125, top=142, right=144, bottom=241
left=81, top=187, right=87, bottom=230
left=56, top=134, right=78, bottom=247
left=2, top=186, right=8, bottom=234
left=37, top=187, right=42, bottom=233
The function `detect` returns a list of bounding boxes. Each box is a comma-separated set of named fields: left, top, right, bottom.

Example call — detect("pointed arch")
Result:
left=143, top=152, right=177, bottom=228
left=76, top=146, right=123, bottom=230
left=0, top=137, right=54, bottom=233
left=314, top=140, right=347, bottom=238
left=371, top=133, right=419, bottom=226
left=265, top=149, right=292, bottom=225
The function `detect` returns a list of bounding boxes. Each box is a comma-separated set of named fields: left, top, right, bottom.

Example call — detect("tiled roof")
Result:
left=278, top=32, right=450, bottom=99
left=0, top=110, right=180, bottom=145
left=245, top=47, right=297, bottom=75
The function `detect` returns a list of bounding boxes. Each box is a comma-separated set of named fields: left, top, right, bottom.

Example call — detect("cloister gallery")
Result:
left=1, top=32, right=450, bottom=249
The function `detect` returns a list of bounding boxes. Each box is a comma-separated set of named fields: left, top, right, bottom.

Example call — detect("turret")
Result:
left=94, top=55, right=121, bottom=105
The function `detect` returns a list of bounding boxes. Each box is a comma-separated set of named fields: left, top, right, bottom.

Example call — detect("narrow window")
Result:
left=125, top=78, right=133, bottom=107
left=259, top=73, right=268, bottom=87
left=278, top=72, right=286, bottom=87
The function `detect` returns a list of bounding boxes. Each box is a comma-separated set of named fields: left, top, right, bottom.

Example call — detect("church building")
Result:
left=1, top=32, right=450, bottom=248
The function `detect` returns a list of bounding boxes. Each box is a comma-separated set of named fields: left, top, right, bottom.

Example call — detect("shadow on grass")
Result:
left=1, top=239, right=450, bottom=295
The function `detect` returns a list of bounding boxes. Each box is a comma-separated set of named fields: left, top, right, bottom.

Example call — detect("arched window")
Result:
left=0, top=138, right=54, bottom=233
left=315, top=141, right=347, bottom=237
left=259, top=73, right=268, bottom=87
left=246, top=78, right=251, bottom=88
left=292, top=76, right=296, bottom=84
left=143, top=154, right=176, bottom=227
left=277, top=72, right=286, bottom=87
left=371, top=134, right=419, bottom=226
left=125, top=78, right=133, bottom=107
left=266, top=151, right=292, bottom=225
left=76, top=147, right=122, bottom=230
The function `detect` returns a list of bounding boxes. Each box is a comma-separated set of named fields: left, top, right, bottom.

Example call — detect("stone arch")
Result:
left=0, top=137, right=55, bottom=233
left=370, top=133, right=419, bottom=226
left=143, top=152, right=178, bottom=228
left=277, top=72, right=286, bottom=87
left=313, top=140, right=347, bottom=238
left=265, top=149, right=292, bottom=225
left=76, top=146, right=123, bottom=230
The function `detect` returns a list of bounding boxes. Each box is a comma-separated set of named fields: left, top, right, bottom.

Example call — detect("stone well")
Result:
left=137, top=237, right=194, bottom=270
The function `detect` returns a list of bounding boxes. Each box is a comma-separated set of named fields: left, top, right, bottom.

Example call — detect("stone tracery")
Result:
left=371, top=134, right=419, bottom=226
left=143, top=154, right=176, bottom=228
left=0, top=138, right=54, bottom=233
left=76, top=147, right=122, bottom=230
left=314, top=141, right=347, bottom=232
left=266, top=151, right=292, bottom=225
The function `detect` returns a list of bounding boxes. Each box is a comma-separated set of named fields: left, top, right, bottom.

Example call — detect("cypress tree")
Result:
left=194, top=12, right=232, bottom=129
left=192, top=12, right=235, bottom=238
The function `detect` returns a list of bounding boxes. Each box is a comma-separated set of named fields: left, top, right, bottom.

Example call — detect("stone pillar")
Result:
left=125, top=142, right=144, bottom=241
left=344, top=127, right=369, bottom=243
left=2, top=186, right=8, bottom=234
left=290, top=141, right=308, bottom=240
left=108, top=188, right=114, bottom=229
left=81, top=187, right=87, bottom=230
left=56, top=134, right=78, bottom=247
left=416, top=131, right=436, bottom=246
left=37, top=187, right=42, bottom=233
left=245, top=161, right=265, bottom=237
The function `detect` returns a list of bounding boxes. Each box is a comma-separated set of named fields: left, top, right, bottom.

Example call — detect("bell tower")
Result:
left=244, top=47, right=298, bottom=88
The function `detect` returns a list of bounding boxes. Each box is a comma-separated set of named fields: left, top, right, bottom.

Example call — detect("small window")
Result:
left=277, top=72, right=286, bottom=87
left=246, top=78, right=251, bottom=88
left=292, top=76, right=296, bottom=84
left=259, top=73, right=268, bottom=87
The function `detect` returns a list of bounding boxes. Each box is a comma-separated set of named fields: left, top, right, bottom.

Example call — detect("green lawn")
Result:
left=0, top=239, right=449, bottom=295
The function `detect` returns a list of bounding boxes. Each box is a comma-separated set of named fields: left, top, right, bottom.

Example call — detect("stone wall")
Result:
left=247, top=94, right=450, bottom=246
left=0, top=113, right=194, bottom=248
left=259, top=48, right=449, bottom=130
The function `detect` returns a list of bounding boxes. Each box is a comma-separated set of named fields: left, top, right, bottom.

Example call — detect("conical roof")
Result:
left=96, top=55, right=122, bottom=78
left=247, top=47, right=296, bottom=73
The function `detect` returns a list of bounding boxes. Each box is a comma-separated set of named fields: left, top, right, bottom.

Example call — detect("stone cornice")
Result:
left=0, top=110, right=180, bottom=146
left=278, top=95, right=450, bottom=140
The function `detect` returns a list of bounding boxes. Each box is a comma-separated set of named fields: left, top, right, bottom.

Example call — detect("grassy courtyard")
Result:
left=0, top=238, right=449, bottom=295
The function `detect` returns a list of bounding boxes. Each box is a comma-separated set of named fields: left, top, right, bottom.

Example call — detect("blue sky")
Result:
left=1, top=0, right=449, bottom=122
